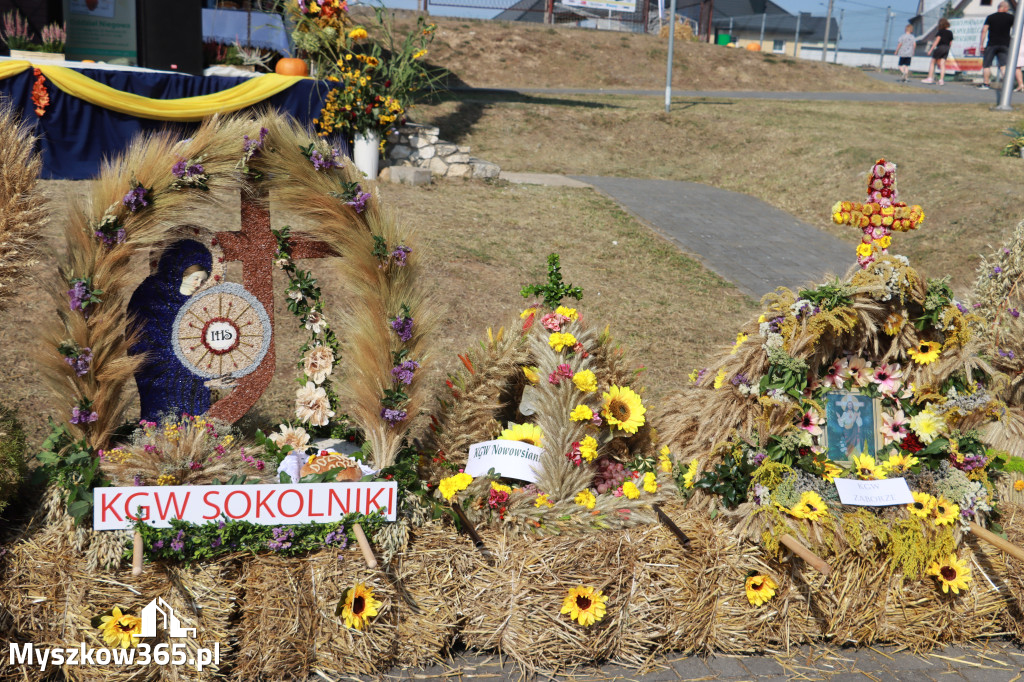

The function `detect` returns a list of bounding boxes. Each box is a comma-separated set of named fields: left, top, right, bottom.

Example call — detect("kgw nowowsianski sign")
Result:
left=93, top=482, right=398, bottom=530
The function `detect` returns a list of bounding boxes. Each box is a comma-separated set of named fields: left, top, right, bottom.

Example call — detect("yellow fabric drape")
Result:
left=0, top=60, right=306, bottom=122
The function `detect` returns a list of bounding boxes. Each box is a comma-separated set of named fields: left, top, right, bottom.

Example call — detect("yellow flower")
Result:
left=658, top=454, right=673, bottom=473
left=908, top=491, right=936, bottom=518
left=788, top=491, right=828, bottom=521
left=688, top=368, right=700, bottom=383
left=908, top=408, right=944, bottom=444
left=878, top=235, right=892, bottom=249
left=560, top=586, right=608, bottom=626
left=601, top=385, right=646, bottom=434
left=570, top=404, right=594, bottom=422
left=745, top=574, right=778, bottom=607
left=579, top=436, right=599, bottom=462
left=438, top=472, right=473, bottom=501
left=574, top=489, right=596, bottom=509
left=682, top=459, right=699, bottom=489
left=851, top=452, right=884, bottom=480
left=348, top=27, right=369, bottom=41
left=498, top=422, right=542, bottom=447
left=642, top=471, right=658, bottom=493
left=341, top=583, right=382, bottom=630
left=555, top=305, right=579, bottom=320
left=1015, top=479, right=1024, bottom=492
left=731, top=332, right=748, bottom=354
left=413, top=49, right=428, bottom=59
left=548, top=332, right=578, bottom=352
left=522, top=366, right=540, bottom=384
left=660, top=445, right=670, bottom=455
left=491, top=481, right=512, bottom=494
left=713, top=368, right=727, bottom=389
left=883, top=312, right=905, bottom=335
left=926, top=553, right=972, bottom=594
left=907, top=340, right=942, bottom=365
left=856, top=242, right=873, bottom=258
left=932, top=496, right=960, bottom=526
left=520, top=307, right=537, bottom=319
left=883, top=452, right=919, bottom=477
left=572, top=369, right=597, bottom=393
left=622, top=481, right=640, bottom=499
left=821, top=461, right=842, bottom=483
left=156, top=474, right=178, bottom=486
left=535, top=493, right=554, bottom=508
left=99, top=607, right=142, bottom=648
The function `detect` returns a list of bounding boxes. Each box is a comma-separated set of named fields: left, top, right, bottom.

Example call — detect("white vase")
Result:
left=353, top=130, right=380, bottom=180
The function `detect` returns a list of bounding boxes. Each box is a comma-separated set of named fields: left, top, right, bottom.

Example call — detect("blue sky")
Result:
left=370, top=0, right=925, bottom=50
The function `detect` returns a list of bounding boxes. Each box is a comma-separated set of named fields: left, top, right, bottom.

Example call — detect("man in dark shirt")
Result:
left=979, top=1, right=1014, bottom=89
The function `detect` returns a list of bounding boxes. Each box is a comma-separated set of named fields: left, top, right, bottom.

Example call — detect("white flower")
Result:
left=303, top=345, right=335, bottom=385
left=288, top=289, right=303, bottom=302
left=304, top=311, right=327, bottom=334
left=269, top=423, right=310, bottom=451
left=295, top=382, right=334, bottom=426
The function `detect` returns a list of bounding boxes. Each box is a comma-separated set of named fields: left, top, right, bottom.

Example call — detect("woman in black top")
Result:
left=924, top=18, right=954, bottom=84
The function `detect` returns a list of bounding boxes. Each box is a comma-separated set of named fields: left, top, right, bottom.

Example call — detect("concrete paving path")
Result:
left=570, top=175, right=853, bottom=299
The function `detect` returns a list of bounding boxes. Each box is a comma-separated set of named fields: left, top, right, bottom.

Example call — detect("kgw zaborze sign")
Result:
left=93, top=482, right=398, bottom=530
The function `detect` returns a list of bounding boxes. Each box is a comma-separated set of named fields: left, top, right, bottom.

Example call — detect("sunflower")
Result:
left=851, top=452, right=885, bottom=480
left=560, top=586, right=608, bottom=626
left=883, top=452, right=919, bottom=477
left=908, top=491, right=936, bottom=519
left=745, top=574, right=778, bottom=606
left=600, top=385, right=646, bottom=434
left=99, top=607, right=142, bottom=648
left=498, top=422, right=542, bottom=447
left=907, top=340, right=942, bottom=365
left=926, top=553, right=972, bottom=594
left=883, top=312, right=906, bottom=335
left=932, top=496, right=960, bottom=526
left=821, top=461, right=842, bottom=483
left=788, top=491, right=829, bottom=521
left=341, top=583, right=382, bottom=630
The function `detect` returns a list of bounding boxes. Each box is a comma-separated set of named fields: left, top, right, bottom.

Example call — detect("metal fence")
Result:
left=425, top=0, right=658, bottom=34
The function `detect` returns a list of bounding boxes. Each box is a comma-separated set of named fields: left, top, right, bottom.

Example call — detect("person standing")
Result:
left=894, top=24, right=917, bottom=82
left=979, top=1, right=1014, bottom=89
left=923, top=18, right=953, bottom=84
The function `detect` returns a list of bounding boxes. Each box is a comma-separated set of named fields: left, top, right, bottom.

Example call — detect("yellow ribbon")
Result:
left=0, top=61, right=306, bottom=122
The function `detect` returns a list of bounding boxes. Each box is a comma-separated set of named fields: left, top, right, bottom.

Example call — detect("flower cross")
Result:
left=830, top=159, right=925, bottom=268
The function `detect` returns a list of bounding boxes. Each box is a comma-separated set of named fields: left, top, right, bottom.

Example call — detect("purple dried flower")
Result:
left=210, top=537, right=222, bottom=549
left=64, top=347, right=93, bottom=376
left=94, top=227, right=127, bottom=246
left=122, top=185, right=150, bottom=212
left=730, top=373, right=748, bottom=386
left=133, top=474, right=143, bottom=486
left=956, top=302, right=967, bottom=313
left=1012, top=308, right=1020, bottom=319
left=267, top=526, right=294, bottom=551
left=380, top=407, right=407, bottom=426
left=390, top=359, right=420, bottom=385
left=68, top=280, right=89, bottom=312
left=346, top=189, right=371, bottom=213
left=70, top=406, right=98, bottom=424
left=391, top=245, right=411, bottom=266
left=172, top=159, right=188, bottom=177
left=390, top=316, right=414, bottom=342
left=154, top=540, right=164, bottom=549
left=995, top=266, right=1003, bottom=274
left=324, top=528, right=348, bottom=548
left=751, top=451, right=767, bottom=466
left=310, top=147, right=342, bottom=171
left=170, top=530, right=185, bottom=552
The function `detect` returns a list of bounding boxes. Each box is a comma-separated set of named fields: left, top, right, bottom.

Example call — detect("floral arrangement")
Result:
left=831, top=159, right=924, bottom=268
left=312, top=7, right=441, bottom=141
left=1, top=11, right=64, bottom=52
left=285, top=0, right=352, bottom=71
left=425, top=255, right=676, bottom=534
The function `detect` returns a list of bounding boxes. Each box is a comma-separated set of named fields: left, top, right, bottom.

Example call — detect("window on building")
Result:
left=981, top=0, right=992, bottom=5
left=773, top=39, right=785, bottom=52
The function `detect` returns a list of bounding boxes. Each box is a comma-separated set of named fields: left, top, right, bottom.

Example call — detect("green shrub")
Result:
left=0, top=404, right=27, bottom=516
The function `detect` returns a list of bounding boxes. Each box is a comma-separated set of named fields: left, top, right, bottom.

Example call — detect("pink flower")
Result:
left=613, top=486, right=624, bottom=497
left=540, top=312, right=570, bottom=332
left=548, top=363, right=574, bottom=385
left=872, top=363, right=903, bottom=395
left=880, top=409, right=908, bottom=445
left=842, top=357, right=872, bottom=388
left=803, top=371, right=820, bottom=398
left=822, top=358, right=846, bottom=389
left=800, top=410, right=823, bottom=437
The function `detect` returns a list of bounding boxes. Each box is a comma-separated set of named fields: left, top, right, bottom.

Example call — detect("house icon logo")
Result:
left=138, top=597, right=197, bottom=639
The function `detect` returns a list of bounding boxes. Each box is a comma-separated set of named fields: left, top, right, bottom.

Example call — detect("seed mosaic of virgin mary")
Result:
left=127, top=239, right=213, bottom=421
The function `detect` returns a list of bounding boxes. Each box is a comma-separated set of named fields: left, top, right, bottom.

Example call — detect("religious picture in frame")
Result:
left=822, top=391, right=881, bottom=462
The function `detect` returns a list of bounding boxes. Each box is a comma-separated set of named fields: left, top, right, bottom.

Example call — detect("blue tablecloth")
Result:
left=0, top=66, right=338, bottom=180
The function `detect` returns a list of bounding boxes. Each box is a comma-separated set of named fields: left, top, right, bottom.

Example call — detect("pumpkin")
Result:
left=275, top=57, right=309, bottom=76
left=745, top=43, right=761, bottom=51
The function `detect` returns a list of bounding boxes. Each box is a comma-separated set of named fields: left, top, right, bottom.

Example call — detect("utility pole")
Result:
left=996, top=0, right=1024, bottom=108
left=759, top=12, right=767, bottom=50
left=822, top=0, right=834, bottom=61
left=879, top=6, right=893, bottom=71
left=665, top=0, right=677, bottom=112
left=833, top=9, right=843, bottom=62
left=793, top=12, right=801, bottom=57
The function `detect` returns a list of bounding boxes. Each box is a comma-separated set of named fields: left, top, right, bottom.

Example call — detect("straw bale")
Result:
left=308, top=549, right=398, bottom=678
left=235, top=554, right=315, bottom=680
left=160, top=558, right=241, bottom=681
left=995, top=503, right=1024, bottom=642
left=60, top=556, right=172, bottom=682
left=391, top=522, right=467, bottom=667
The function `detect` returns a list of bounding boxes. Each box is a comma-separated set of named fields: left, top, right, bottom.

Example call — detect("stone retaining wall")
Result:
left=386, top=124, right=500, bottom=180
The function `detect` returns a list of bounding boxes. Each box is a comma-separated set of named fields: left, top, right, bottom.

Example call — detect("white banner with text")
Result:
left=834, top=478, right=913, bottom=507
left=464, top=439, right=542, bottom=482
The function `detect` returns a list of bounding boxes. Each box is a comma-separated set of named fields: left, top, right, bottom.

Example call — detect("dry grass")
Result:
left=0, top=179, right=752, bottom=450
left=374, top=10, right=900, bottom=92
left=413, top=95, right=1024, bottom=289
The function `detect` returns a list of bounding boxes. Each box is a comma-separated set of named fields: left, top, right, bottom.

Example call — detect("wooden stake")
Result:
left=352, top=523, right=378, bottom=569
left=780, top=534, right=832, bottom=575
left=653, top=503, right=691, bottom=547
left=970, top=521, right=1024, bottom=563
left=132, top=530, right=144, bottom=576
left=451, top=503, right=495, bottom=565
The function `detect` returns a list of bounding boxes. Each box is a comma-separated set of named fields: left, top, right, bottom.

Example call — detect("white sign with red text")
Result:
left=93, top=482, right=398, bottom=530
